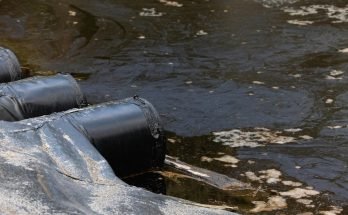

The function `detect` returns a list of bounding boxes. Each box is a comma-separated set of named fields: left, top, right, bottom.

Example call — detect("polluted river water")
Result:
left=1, top=0, right=348, bottom=214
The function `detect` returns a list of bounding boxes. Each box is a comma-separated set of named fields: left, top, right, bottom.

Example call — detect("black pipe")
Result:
left=0, top=74, right=86, bottom=121
left=0, top=47, right=21, bottom=82
left=68, top=97, right=166, bottom=177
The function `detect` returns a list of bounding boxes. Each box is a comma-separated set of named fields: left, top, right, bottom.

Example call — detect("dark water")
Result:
left=1, top=0, right=348, bottom=214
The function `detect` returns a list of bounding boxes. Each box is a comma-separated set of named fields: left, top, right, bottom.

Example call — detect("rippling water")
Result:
left=1, top=0, right=348, bottom=214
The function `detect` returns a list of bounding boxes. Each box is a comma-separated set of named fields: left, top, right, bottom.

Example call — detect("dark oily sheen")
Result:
left=0, top=74, right=86, bottom=121
left=0, top=47, right=21, bottom=82
left=0, top=100, right=235, bottom=214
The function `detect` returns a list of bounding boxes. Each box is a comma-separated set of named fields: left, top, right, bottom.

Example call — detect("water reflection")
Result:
left=1, top=0, right=348, bottom=213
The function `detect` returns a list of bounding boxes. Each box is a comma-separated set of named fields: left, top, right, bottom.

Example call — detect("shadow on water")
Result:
left=1, top=0, right=348, bottom=213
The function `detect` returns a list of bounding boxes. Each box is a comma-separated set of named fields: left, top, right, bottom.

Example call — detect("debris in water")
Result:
left=165, top=156, right=251, bottom=190
left=160, top=171, right=192, bottom=181
left=279, top=188, right=319, bottom=199
left=250, top=196, right=287, bottom=213
left=139, top=8, right=164, bottom=17
left=185, top=81, right=193, bottom=85
left=138, top=35, right=146, bottom=39
left=190, top=202, right=238, bottom=212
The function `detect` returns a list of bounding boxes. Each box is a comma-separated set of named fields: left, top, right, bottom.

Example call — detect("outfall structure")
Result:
left=0, top=47, right=236, bottom=214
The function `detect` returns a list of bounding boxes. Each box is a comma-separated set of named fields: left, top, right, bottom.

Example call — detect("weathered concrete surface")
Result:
left=0, top=105, right=236, bottom=215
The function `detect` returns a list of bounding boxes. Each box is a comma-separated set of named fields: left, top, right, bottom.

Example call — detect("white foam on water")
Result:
left=196, top=30, right=208, bottom=36
left=259, top=169, right=282, bottom=184
left=200, top=156, right=213, bottom=162
left=68, top=10, right=76, bottom=16
left=252, top=81, right=265, bottom=85
left=139, top=8, right=164, bottom=17
left=330, top=70, right=344, bottom=77
left=338, top=48, right=348, bottom=53
left=283, top=5, right=348, bottom=24
left=167, top=138, right=176, bottom=143
left=213, top=155, right=239, bottom=164
left=287, top=20, right=314, bottom=26
left=327, top=125, right=344, bottom=129
left=297, top=212, right=314, bottom=215
left=243, top=169, right=282, bottom=184
left=254, top=0, right=299, bottom=8
left=280, top=188, right=320, bottom=199
left=284, top=128, right=302, bottom=132
left=283, top=6, right=318, bottom=16
left=325, top=99, right=334, bottom=104
left=245, top=171, right=261, bottom=182
left=159, top=0, right=183, bottom=7
left=297, top=198, right=313, bottom=205
left=251, top=196, right=287, bottom=212
left=299, top=135, right=313, bottom=140
left=326, top=75, right=343, bottom=80
left=212, top=128, right=307, bottom=148
left=282, top=180, right=302, bottom=187
left=319, top=206, right=343, bottom=215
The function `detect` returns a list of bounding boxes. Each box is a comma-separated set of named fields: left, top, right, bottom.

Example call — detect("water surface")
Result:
left=1, top=0, right=348, bottom=214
